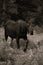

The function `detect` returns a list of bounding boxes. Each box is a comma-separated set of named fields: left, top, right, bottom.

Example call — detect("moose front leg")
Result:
left=23, top=38, right=28, bottom=52
left=10, top=38, right=13, bottom=47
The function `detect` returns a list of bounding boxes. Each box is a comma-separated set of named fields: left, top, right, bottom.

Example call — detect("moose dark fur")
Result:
left=4, top=19, right=31, bottom=52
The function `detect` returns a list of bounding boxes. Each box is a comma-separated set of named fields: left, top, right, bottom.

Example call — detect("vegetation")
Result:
left=0, top=0, right=43, bottom=26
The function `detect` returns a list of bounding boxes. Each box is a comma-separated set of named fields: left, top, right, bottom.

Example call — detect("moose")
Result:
left=4, top=19, right=33, bottom=52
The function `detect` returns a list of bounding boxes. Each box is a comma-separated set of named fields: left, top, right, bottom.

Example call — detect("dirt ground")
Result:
left=0, top=27, right=43, bottom=65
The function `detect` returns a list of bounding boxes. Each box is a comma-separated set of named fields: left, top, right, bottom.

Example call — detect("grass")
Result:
left=0, top=27, right=43, bottom=65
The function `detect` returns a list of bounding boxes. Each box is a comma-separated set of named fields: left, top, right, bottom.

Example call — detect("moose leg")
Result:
left=16, top=38, right=20, bottom=49
left=23, top=37, right=28, bottom=52
left=5, top=30, right=8, bottom=41
left=10, top=38, right=13, bottom=47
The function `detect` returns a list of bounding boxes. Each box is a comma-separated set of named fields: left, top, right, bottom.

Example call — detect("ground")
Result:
left=0, top=27, right=43, bottom=65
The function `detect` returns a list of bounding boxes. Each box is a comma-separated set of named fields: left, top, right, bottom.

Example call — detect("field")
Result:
left=0, top=27, right=43, bottom=65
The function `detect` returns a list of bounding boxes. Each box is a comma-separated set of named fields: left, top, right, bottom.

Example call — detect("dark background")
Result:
left=0, top=0, right=43, bottom=27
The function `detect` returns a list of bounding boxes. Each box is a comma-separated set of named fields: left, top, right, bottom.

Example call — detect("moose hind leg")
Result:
left=16, top=38, right=20, bottom=49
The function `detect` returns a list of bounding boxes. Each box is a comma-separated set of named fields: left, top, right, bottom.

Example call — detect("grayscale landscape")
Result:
left=0, top=0, right=43, bottom=65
